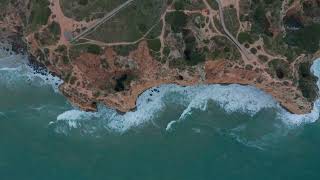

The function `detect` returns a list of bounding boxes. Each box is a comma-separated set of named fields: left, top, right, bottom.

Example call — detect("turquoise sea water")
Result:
left=1, top=53, right=320, bottom=179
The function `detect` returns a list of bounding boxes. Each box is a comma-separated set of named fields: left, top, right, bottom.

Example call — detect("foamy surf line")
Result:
left=55, top=84, right=277, bottom=133
left=55, top=58, right=320, bottom=133
left=0, top=54, right=63, bottom=92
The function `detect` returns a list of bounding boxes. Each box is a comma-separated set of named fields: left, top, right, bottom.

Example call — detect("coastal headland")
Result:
left=1, top=0, right=320, bottom=114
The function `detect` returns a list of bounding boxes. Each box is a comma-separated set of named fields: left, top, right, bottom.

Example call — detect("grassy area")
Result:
left=213, top=17, right=224, bottom=34
left=173, top=0, right=206, bottom=10
left=267, top=59, right=291, bottom=79
left=237, top=31, right=258, bottom=44
left=113, top=44, right=138, bottom=56
left=28, top=0, right=51, bottom=31
left=207, top=0, right=219, bottom=10
left=0, top=0, right=8, bottom=5
left=69, top=44, right=102, bottom=59
left=60, top=0, right=127, bottom=21
left=167, top=11, right=188, bottom=33
left=285, top=24, right=320, bottom=53
left=258, top=54, right=268, bottom=63
left=147, top=38, right=161, bottom=52
left=85, top=0, right=165, bottom=43
left=223, top=6, right=240, bottom=37
left=208, top=36, right=241, bottom=61
left=48, top=21, right=61, bottom=37
left=145, top=21, right=162, bottom=39
left=34, top=22, right=61, bottom=46
left=0, top=0, right=9, bottom=20
left=263, top=34, right=302, bottom=62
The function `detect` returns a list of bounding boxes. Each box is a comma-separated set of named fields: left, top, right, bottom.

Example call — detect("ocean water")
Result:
left=1, top=51, right=320, bottom=179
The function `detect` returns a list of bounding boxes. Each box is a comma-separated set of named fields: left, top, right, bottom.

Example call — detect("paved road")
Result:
left=215, top=0, right=251, bottom=60
left=71, top=0, right=135, bottom=43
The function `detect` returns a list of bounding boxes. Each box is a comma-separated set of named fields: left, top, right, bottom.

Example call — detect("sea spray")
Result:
left=54, top=84, right=278, bottom=133
left=0, top=53, right=63, bottom=92
left=20, top=52, right=316, bottom=133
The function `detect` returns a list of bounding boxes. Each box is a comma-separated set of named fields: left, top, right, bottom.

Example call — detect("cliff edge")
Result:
left=1, top=0, right=320, bottom=114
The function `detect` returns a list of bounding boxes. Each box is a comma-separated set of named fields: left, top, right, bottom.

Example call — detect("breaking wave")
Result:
left=0, top=53, right=62, bottom=91
left=1, top=47, right=320, bottom=141
left=53, top=58, right=320, bottom=135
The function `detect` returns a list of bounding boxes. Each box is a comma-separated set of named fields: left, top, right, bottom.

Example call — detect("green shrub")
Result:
left=285, top=24, right=320, bottom=53
left=29, top=0, right=51, bottom=30
left=87, top=44, right=102, bottom=54
left=147, top=39, right=161, bottom=52
left=78, top=0, right=88, bottom=5
left=167, top=11, right=188, bottom=33
left=48, top=21, right=61, bottom=37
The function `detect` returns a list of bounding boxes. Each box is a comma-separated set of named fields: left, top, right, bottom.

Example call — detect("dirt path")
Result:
left=70, top=0, right=135, bottom=42
left=50, top=0, right=96, bottom=45
left=75, top=19, right=161, bottom=47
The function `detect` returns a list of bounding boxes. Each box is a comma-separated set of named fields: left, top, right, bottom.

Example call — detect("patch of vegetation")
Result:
left=263, top=34, right=301, bottom=62
left=173, top=0, right=206, bottom=10
left=28, top=0, right=51, bottom=30
left=268, top=59, right=291, bottom=79
left=182, top=49, right=205, bottom=66
left=167, top=11, right=188, bottom=33
left=298, top=62, right=318, bottom=100
left=147, top=38, right=161, bottom=52
left=285, top=24, right=320, bottom=53
left=100, top=58, right=109, bottom=69
left=87, top=44, right=102, bottom=54
left=69, top=44, right=103, bottom=59
left=258, top=54, right=268, bottom=63
left=193, top=15, right=206, bottom=29
left=114, top=74, right=137, bottom=91
left=55, top=45, right=67, bottom=53
left=62, top=55, right=70, bottom=64
left=223, top=6, right=240, bottom=37
left=213, top=17, right=224, bottom=34
left=237, top=31, right=258, bottom=44
left=208, top=36, right=241, bottom=61
left=251, top=4, right=269, bottom=35
left=60, top=0, right=127, bottom=21
left=169, top=58, right=187, bottom=69
left=182, top=29, right=205, bottom=66
left=252, top=0, right=282, bottom=34
left=239, top=0, right=250, bottom=21
left=207, top=0, right=219, bottom=10
left=48, top=21, right=61, bottom=37
left=250, top=47, right=257, bottom=54
left=113, top=44, right=138, bottom=56
left=86, top=0, right=165, bottom=43
left=145, top=21, right=162, bottom=39
left=35, top=22, right=61, bottom=46
left=70, top=76, right=77, bottom=85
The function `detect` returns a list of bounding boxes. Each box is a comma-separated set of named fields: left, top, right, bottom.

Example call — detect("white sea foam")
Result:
left=0, top=67, right=19, bottom=71
left=53, top=58, right=320, bottom=133
left=0, top=54, right=63, bottom=92
left=166, top=120, right=177, bottom=131
left=54, top=84, right=278, bottom=133
left=57, top=110, right=98, bottom=121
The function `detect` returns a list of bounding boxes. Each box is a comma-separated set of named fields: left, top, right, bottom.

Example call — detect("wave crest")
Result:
left=54, top=58, right=320, bottom=134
